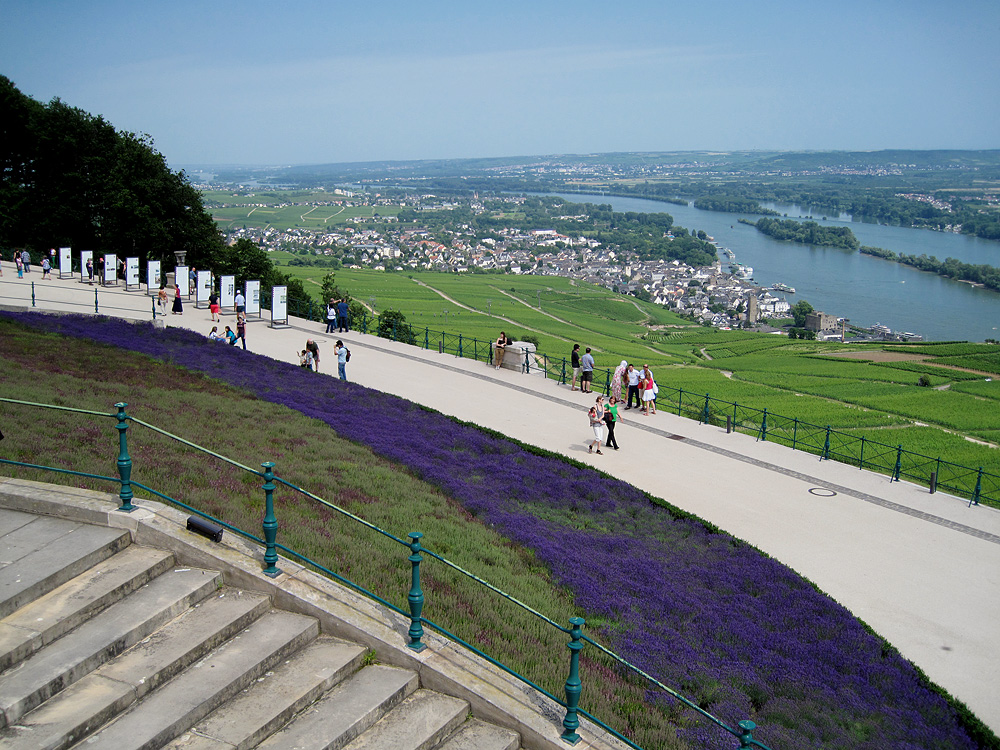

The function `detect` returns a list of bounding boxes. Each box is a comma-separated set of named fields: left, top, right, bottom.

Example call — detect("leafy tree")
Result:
left=376, top=309, right=416, bottom=345
left=791, top=300, right=814, bottom=328
left=215, top=238, right=274, bottom=289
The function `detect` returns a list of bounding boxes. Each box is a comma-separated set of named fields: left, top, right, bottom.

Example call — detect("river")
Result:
left=542, top=192, right=1000, bottom=342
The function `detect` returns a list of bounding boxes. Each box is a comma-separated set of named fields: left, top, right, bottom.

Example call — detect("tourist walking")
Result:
left=306, top=339, right=320, bottom=372
left=604, top=396, right=621, bottom=450
left=570, top=344, right=581, bottom=391
left=337, top=298, right=350, bottom=332
left=235, top=289, right=246, bottom=315
left=15, top=256, right=23, bottom=278
left=625, top=364, right=641, bottom=410
left=235, top=313, right=247, bottom=350
left=326, top=299, right=337, bottom=333
left=209, top=289, right=221, bottom=322
left=641, top=365, right=657, bottom=415
left=21, top=249, right=30, bottom=273
left=335, top=339, right=349, bottom=381
left=587, top=401, right=604, bottom=455
left=612, top=360, right=627, bottom=401
left=580, top=347, right=595, bottom=394
left=157, top=285, right=169, bottom=315
left=172, top=284, right=184, bottom=315
left=85, top=257, right=94, bottom=284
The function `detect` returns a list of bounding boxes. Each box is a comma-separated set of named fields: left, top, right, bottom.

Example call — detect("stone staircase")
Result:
left=0, top=507, right=521, bottom=750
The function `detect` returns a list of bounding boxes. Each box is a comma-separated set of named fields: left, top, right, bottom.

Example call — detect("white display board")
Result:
left=220, top=275, right=235, bottom=309
left=271, top=285, right=288, bottom=325
left=104, top=254, right=117, bottom=285
left=58, top=247, right=72, bottom=278
left=175, top=266, right=189, bottom=296
left=126, top=257, right=139, bottom=288
left=245, top=280, right=261, bottom=316
left=80, top=251, right=94, bottom=283
left=196, top=270, right=212, bottom=306
left=147, top=260, right=161, bottom=294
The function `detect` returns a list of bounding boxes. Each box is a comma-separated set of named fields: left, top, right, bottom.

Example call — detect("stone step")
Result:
left=0, top=587, right=270, bottom=750
left=78, top=609, right=319, bottom=750
left=340, top=689, right=468, bottom=750
left=0, top=511, right=130, bottom=618
left=435, top=718, right=521, bottom=750
left=0, top=545, right=175, bottom=672
left=0, top=566, right=221, bottom=728
left=164, top=637, right=367, bottom=750
left=255, top=664, right=419, bottom=750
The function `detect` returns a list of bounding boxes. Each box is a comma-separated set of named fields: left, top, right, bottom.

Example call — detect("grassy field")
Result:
left=203, top=190, right=401, bottom=231
left=267, top=265, right=1000, bottom=476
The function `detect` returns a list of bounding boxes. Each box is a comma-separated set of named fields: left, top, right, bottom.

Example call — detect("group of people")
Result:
left=298, top=337, right=350, bottom=380
left=9, top=249, right=40, bottom=279
left=207, top=315, right=248, bottom=349
left=325, top=298, right=351, bottom=334
left=587, top=395, right=622, bottom=455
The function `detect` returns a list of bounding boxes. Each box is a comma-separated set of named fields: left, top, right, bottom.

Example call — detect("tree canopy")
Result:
left=0, top=76, right=224, bottom=269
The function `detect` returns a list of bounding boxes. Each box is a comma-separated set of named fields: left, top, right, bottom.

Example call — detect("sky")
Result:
left=1, top=0, right=998, bottom=167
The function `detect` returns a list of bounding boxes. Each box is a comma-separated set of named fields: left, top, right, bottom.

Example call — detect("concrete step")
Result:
left=435, top=718, right=521, bottom=750
left=0, top=587, right=269, bottom=750
left=255, top=664, right=419, bottom=750
left=0, top=566, right=221, bottom=728
left=0, top=545, right=175, bottom=672
left=340, top=689, right=468, bottom=750
left=79, top=609, right=319, bottom=750
left=0, top=512, right=130, bottom=618
left=164, top=637, right=368, bottom=750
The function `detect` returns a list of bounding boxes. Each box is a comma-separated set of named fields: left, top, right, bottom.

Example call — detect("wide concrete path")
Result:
left=2, top=268, right=999, bottom=732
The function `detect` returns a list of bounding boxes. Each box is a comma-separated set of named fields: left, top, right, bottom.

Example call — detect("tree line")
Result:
left=860, top=246, right=1000, bottom=292
left=743, top=218, right=860, bottom=250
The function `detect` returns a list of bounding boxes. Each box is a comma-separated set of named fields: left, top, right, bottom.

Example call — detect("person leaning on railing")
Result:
left=493, top=331, right=511, bottom=370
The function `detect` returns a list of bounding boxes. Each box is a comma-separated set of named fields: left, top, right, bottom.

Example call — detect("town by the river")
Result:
left=545, top=192, right=1000, bottom=342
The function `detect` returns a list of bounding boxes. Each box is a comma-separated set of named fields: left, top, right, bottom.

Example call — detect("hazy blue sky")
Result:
left=2, top=0, right=997, bottom=166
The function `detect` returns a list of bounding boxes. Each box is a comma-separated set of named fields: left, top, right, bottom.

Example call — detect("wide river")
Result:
left=542, top=192, right=1000, bottom=342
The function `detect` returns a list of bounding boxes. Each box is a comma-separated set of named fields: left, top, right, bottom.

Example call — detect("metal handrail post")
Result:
left=407, top=531, right=427, bottom=651
left=971, top=468, right=983, bottom=506
left=760, top=409, right=768, bottom=442
left=458, top=334, right=463, bottom=358
left=561, top=617, right=585, bottom=745
left=561, top=357, right=566, bottom=385
left=114, top=402, right=136, bottom=512
left=892, top=445, right=902, bottom=482
left=31, top=282, right=36, bottom=307
left=738, top=720, right=758, bottom=749
left=261, top=461, right=281, bottom=577
left=822, top=426, right=831, bottom=460
left=424, top=327, right=429, bottom=349
left=702, top=394, right=710, bottom=425
left=95, top=288, right=99, bottom=312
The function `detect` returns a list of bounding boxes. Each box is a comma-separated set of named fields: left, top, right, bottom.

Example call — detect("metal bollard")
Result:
left=929, top=471, right=938, bottom=494
left=726, top=415, right=733, bottom=434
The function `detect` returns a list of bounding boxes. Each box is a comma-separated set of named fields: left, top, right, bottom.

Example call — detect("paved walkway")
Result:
left=2, top=268, right=999, bottom=732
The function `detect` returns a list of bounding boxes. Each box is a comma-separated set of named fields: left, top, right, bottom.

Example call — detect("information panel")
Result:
left=126, top=257, right=140, bottom=288
left=104, top=254, right=117, bottom=285
left=220, top=275, right=235, bottom=309
left=147, top=260, right=161, bottom=294
left=196, top=270, right=212, bottom=307
left=58, top=247, right=72, bottom=278
left=271, top=285, right=288, bottom=326
left=245, top=280, right=261, bottom=316
left=80, top=250, right=93, bottom=284
left=175, top=266, right=189, bottom=296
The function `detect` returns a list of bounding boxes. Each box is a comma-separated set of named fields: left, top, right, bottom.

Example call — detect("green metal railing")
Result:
left=0, top=397, right=772, bottom=750
left=331, top=303, right=997, bottom=508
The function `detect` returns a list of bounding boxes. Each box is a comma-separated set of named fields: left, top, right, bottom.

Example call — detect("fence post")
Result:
left=971, top=468, right=982, bottom=506
left=95, top=287, right=99, bottom=313
left=261, top=461, right=281, bottom=578
left=473, top=338, right=477, bottom=361
left=151, top=298, right=157, bottom=320
left=738, top=720, right=758, bottom=749
left=822, top=426, right=831, bottom=460
left=603, top=370, right=610, bottom=396
left=677, top=388, right=683, bottom=416
left=892, top=445, right=903, bottom=482
left=792, top=418, right=799, bottom=450
left=114, top=402, right=136, bottom=512
left=859, top=436, right=866, bottom=469
left=760, top=409, right=768, bottom=442
left=424, top=327, right=429, bottom=350
left=701, top=394, right=710, bottom=425
left=930, top=471, right=938, bottom=494
left=406, top=532, right=427, bottom=652
left=31, top=282, right=36, bottom=307
left=524, top=348, right=530, bottom=374
left=458, top=334, right=463, bottom=358
left=561, top=357, right=567, bottom=385
left=561, top=616, right=585, bottom=745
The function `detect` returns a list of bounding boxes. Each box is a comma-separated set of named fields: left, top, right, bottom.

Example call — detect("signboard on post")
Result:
left=80, top=251, right=93, bottom=284
left=271, top=285, right=288, bottom=326
left=125, top=257, right=140, bottom=289
left=245, top=280, right=261, bottom=317
left=220, top=275, right=235, bottom=310
left=196, top=270, right=211, bottom=308
left=175, top=266, right=189, bottom=296
left=147, top=260, right=161, bottom=295
left=58, top=247, right=72, bottom=279
left=104, top=254, right=117, bottom=285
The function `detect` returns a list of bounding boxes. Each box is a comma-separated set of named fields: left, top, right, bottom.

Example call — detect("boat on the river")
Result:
left=772, top=282, right=796, bottom=293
